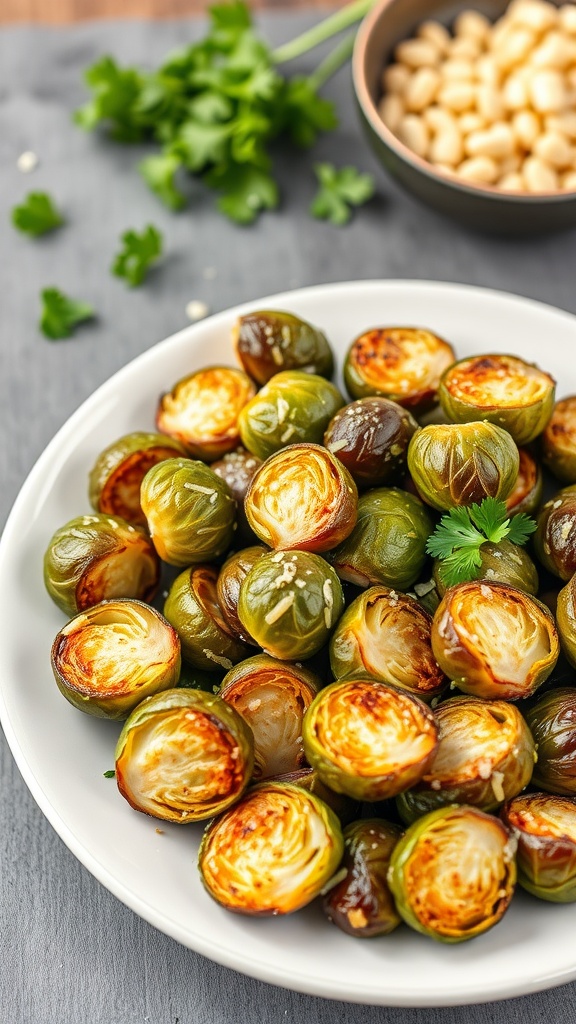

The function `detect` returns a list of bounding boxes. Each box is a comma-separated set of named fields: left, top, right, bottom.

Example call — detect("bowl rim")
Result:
left=352, top=0, right=576, bottom=204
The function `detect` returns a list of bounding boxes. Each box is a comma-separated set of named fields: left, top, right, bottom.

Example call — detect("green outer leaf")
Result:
left=12, top=192, right=64, bottom=236
left=39, top=288, right=95, bottom=340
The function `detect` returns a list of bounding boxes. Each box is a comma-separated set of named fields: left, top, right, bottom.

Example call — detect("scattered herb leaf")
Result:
left=310, top=163, right=375, bottom=225
left=103, top=769, right=116, bottom=778
left=112, top=224, right=163, bottom=287
left=12, top=192, right=64, bottom=236
left=40, top=288, right=95, bottom=340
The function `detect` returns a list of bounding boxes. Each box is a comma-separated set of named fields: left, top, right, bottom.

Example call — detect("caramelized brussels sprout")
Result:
left=51, top=599, right=180, bottom=719
left=431, top=581, right=559, bottom=700
left=407, top=422, right=519, bottom=512
left=432, top=539, right=539, bottom=598
left=219, top=654, right=320, bottom=780
left=244, top=443, right=357, bottom=553
left=164, top=565, right=250, bottom=671
left=233, top=310, right=334, bottom=385
left=397, top=696, right=535, bottom=824
left=238, top=371, right=344, bottom=462
left=387, top=806, right=516, bottom=943
left=344, top=327, right=455, bottom=413
left=526, top=688, right=576, bottom=795
left=329, top=586, right=446, bottom=702
left=156, top=366, right=256, bottom=461
left=330, top=488, right=432, bottom=590
left=502, top=792, right=576, bottom=902
left=140, top=458, right=236, bottom=566
left=237, top=549, right=344, bottom=661
left=198, top=781, right=343, bottom=915
left=323, top=397, right=418, bottom=488
left=88, top=432, right=188, bottom=526
left=506, top=447, right=543, bottom=517
left=302, top=678, right=438, bottom=801
left=438, top=354, right=555, bottom=446
left=323, top=819, right=402, bottom=937
left=271, top=767, right=361, bottom=825
left=557, top=574, right=576, bottom=668
left=211, top=447, right=263, bottom=543
left=542, top=396, right=576, bottom=485
left=115, top=688, right=254, bottom=822
left=44, top=513, right=160, bottom=617
left=216, top=545, right=268, bottom=644
left=534, top=487, right=576, bottom=581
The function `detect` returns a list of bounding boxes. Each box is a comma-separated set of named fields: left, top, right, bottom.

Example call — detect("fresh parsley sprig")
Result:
left=426, top=497, right=537, bottom=588
left=112, top=225, right=163, bottom=287
left=40, top=288, right=95, bottom=340
left=310, top=162, right=375, bottom=225
left=12, top=192, right=64, bottom=236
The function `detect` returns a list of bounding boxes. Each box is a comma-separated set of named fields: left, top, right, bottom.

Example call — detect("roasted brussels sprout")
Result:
left=329, top=586, right=446, bottom=702
left=51, top=599, right=180, bottom=719
left=432, top=539, right=539, bottom=598
left=502, top=792, right=576, bottom=902
left=164, top=565, right=250, bottom=672
left=233, top=310, right=334, bottom=385
left=216, top=545, right=268, bottom=644
left=397, top=696, right=535, bottom=824
left=88, top=431, right=188, bottom=526
left=302, top=678, right=438, bottom=801
left=44, top=513, right=160, bottom=617
left=431, top=581, right=559, bottom=700
left=323, top=819, right=402, bottom=937
left=438, top=354, right=555, bottom=446
left=198, top=781, right=343, bottom=915
left=244, top=443, right=357, bottom=553
left=330, top=487, right=432, bottom=590
left=343, top=327, right=455, bottom=412
left=323, top=397, right=418, bottom=488
left=387, top=806, right=516, bottom=943
left=219, top=655, right=320, bottom=780
left=237, top=549, right=344, bottom=661
left=506, top=447, right=543, bottom=517
left=156, top=366, right=256, bottom=461
left=557, top=574, right=576, bottom=668
left=238, top=371, right=344, bottom=462
left=115, top=688, right=254, bottom=822
left=526, top=688, right=576, bottom=795
left=271, top=767, right=361, bottom=825
left=542, top=396, right=576, bottom=485
left=211, top=447, right=263, bottom=543
left=140, top=458, right=236, bottom=566
left=534, top=487, right=576, bottom=581
left=407, top=422, right=519, bottom=512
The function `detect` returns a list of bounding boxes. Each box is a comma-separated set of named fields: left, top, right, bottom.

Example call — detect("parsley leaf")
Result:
left=12, top=192, right=64, bottom=236
left=279, top=77, right=338, bottom=148
left=310, top=163, right=375, bottom=225
left=112, top=225, right=163, bottom=287
left=139, top=153, right=186, bottom=210
left=206, top=162, right=279, bottom=223
left=103, top=770, right=116, bottom=778
left=507, top=512, right=538, bottom=545
left=74, top=56, right=146, bottom=142
left=40, top=288, right=95, bottom=340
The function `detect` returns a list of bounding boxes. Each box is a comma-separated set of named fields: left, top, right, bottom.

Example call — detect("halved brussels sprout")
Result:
left=329, top=586, right=446, bottom=702
left=526, top=688, right=576, bottom=795
left=302, top=678, right=438, bottom=801
left=88, top=431, right=188, bottom=526
left=218, top=654, right=320, bottom=780
left=323, top=397, right=418, bottom=488
left=216, top=545, right=269, bottom=644
left=140, top=458, right=236, bottom=567
left=323, top=818, right=402, bottom=937
left=502, top=792, right=576, bottom=902
left=156, top=366, right=256, bottom=461
left=211, top=447, right=263, bottom=543
left=387, top=805, right=516, bottom=943
left=344, top=327, right=455, bottom=412
left=542, top=396, right=576, bottom=485
left=44, top=513, right=160, bottom=617
left=432, top=539, right=539, bottom=598
left=506, top=447, right=543, bottom=517
left=407, top=422, right=519, bottom=512
left=244, top=443, right=357, bottom=553
left=164, top=565, right=250, bottom=672
left=330, top=488, right=433, bottom=590
left=233, top=310, right=334, bottom=385
left=238, top=371, right=344, bottom=462
left=534, top=487, right=576, bottom=581
left=270, top=767, right=361, bottom=825
left=438, top=354, right=555, bottom=445
left=397, top=696, right=535, bottom=824
left=431, top=581, right=559, bottom=700
left=51, top=599, right=180, bottom=719
left=237, top=549, right=344, bottom=661
left=557, top=574, right=576, bottom=668
left=115, top=688, right=254, bottom=822
left=198, top=781, right=343, bottom=915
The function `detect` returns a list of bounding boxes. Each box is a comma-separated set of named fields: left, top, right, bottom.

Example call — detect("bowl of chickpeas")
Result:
left=352, top=0, right=576, bottom=232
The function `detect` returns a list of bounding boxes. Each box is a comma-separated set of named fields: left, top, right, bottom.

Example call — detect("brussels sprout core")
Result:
left=156, top=366, right=256, bottom=461
left=344, top=327, right=455, bottom=412
left=503, top=793, right=576, bottom=902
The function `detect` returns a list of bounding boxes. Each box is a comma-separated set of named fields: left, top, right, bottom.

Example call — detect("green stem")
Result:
left=272, top=0, right=375, bottom=64
left=307, top=33, right=356, bottom=91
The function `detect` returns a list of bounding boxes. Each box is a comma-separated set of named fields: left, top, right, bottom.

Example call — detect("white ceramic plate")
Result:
left=2, top=280, right=576, bottom=1008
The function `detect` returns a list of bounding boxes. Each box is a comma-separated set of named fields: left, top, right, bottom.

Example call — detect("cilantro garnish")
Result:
left=12, top=192, right=64, bottom=236
left=310, top=163, right=375, bottom=225
left=39, top=288, right=95, bottom=340
left=426, top=497, right=537, bottom=588
left=112, top=225, right=163, bottom=287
